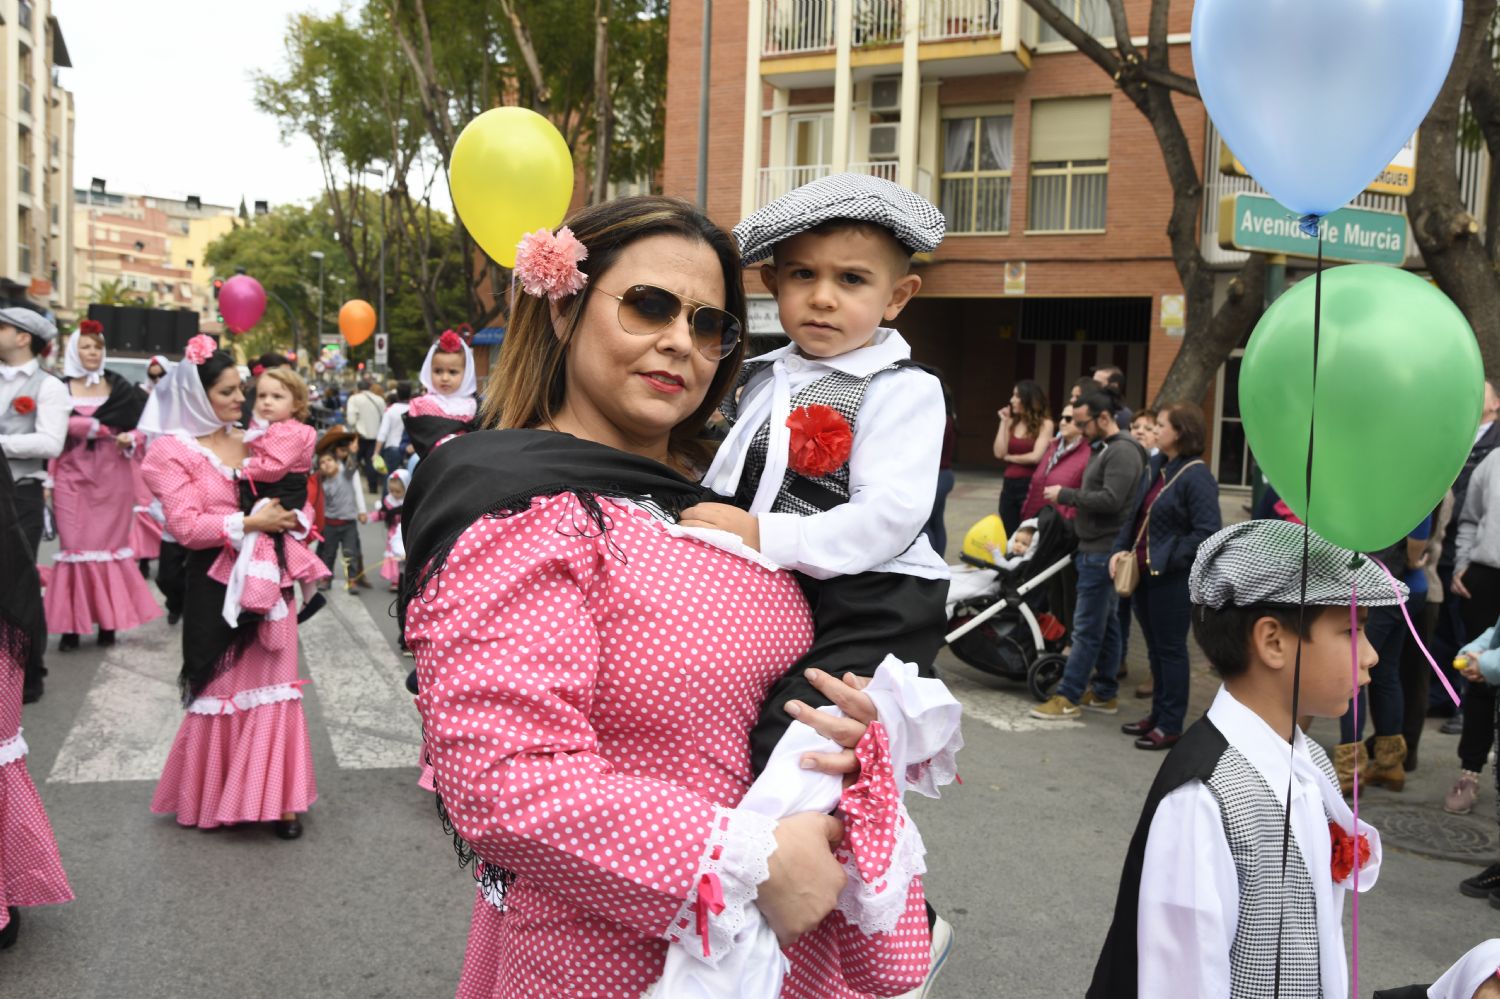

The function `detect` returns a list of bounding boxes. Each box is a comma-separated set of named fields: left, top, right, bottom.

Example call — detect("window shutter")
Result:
left=1029, top=97, right=1112, bottom=162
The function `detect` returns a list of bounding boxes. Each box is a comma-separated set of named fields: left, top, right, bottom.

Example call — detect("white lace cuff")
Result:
left=664, top=806, right=778, bottom=967
left=0, top=729, right=27, bottom=767
left=289, top=507, right=313, bottom=542
left=835, top=801, right=928, bottom=935
left=864, top=654, right=964, bottom=798
left=186, top=680, right=308, bottom=715
left=223, top=512, right=246, bottom=549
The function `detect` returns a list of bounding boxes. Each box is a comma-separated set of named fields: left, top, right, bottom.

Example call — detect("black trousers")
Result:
left=1459, top=563, right=1500, bottom=772
left=156, top=540, right=188, bottom=617
left=748, top=570, right=948, bottom=775
left=356, top=438, right=381, bottom=494
left=14, top=479, right=45, bottom=689
left=318, top=521, right=364, bottom=582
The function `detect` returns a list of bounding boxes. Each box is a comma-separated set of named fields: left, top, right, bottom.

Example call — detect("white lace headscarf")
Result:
left=418, top=336, right=477, bottom=415
left=63, top=329, right=106, bottom=386
left=138, top=349, right=233, bottom=438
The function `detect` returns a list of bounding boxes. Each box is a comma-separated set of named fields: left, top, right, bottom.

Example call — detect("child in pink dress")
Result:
left=215, top=368, right=329, bottom=625
left=403, top=329, right=477, bottom=457
left=372, top=468, right=409, bottom=592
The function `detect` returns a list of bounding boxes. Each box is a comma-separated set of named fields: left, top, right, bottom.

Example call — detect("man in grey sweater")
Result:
left=1032, top=391, right=1147, bottom=720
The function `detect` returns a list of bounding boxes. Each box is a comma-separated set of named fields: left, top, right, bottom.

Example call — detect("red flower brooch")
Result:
left=12, top=395, right=36, bottom=415
left=1329, top=821, right=1372, bottom=883
left=787, top=404, right=853, bottom=478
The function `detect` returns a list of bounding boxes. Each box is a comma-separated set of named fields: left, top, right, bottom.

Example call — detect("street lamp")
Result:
left=309, top=250, right=325, bottom=348
left=363, top=167, right=387, bottom=351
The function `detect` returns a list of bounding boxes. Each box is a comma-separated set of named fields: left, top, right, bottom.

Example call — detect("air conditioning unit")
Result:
left=870, top=76, right=902, bottom=113
left=868, top=122, right=900, bottom=160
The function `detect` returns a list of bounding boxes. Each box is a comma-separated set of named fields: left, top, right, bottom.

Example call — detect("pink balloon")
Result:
left=219, top=275, right=267, bottom=334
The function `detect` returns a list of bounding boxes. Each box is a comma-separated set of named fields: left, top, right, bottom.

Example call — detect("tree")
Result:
left=1017, top=0, right=1266, bottom=406
left=1408, top=0, right=1500, bottom=375
left=83, top=278, right=144, bottom=307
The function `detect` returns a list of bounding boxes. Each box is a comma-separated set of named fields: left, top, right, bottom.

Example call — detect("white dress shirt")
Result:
left=376, top=401, right=409, bottom=451
left=701, top=328, right=947, bottom=581
left=0, top=358, right=69, bottom=477
left=1138, top=686, right=1382, bottom=999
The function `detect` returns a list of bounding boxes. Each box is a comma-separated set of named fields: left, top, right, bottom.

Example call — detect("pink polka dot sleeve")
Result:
left=408, top=496, right=730, bottom=939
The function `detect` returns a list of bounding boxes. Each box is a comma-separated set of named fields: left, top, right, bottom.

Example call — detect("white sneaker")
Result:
left=895, top=915, right=954, bottom=999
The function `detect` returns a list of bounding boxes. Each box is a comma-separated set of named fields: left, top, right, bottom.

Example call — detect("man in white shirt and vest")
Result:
left=0, top=305, right=65, bottom=702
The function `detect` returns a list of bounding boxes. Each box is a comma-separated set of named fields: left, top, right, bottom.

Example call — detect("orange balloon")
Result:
left=339, top=300, right=377, bottom=346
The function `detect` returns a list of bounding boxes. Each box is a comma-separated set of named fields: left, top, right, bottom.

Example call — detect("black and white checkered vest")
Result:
left=725, top=359, right=915, bottom=515
left=1206, top=742, right=1336, bottom=999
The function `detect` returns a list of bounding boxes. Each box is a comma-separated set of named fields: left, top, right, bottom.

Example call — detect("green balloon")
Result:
left=1240, top=264, right=1482, bottom=552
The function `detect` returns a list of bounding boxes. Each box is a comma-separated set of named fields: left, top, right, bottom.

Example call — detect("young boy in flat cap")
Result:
left=674, top=173, right=960, bottom=992
left=1090, top=519, right=1388, bottom=999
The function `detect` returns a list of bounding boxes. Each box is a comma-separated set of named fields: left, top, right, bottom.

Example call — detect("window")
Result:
left=940, top=113, right=1013, bottom=233
left=1028, top=97, right=1110, bottom=232
left=17, top=0, right=32, bottom=32
left=1038, top=0, right=1111, bottom=43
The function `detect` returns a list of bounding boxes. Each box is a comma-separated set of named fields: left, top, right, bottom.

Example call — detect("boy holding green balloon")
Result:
left=1089, top=519, right=1386, bottom=999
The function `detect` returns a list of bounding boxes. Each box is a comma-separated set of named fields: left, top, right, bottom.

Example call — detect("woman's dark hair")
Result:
left=196, top=350, right=238, bottom=391
left=254, top=352, right=289, bottom=370
left=1192, top=603, right=1318, bottom=678
left=483, top=195, right=748, bottom=469
left=1012, top=379, right=1049, bottom=437
left=396, top=380, right=413, bottom=402
left=1159, top=402, right=1207, bottom=458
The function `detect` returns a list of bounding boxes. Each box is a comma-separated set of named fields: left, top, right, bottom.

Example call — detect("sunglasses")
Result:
left=1059, top=415, right=1073, bottom=424
left=596, top=284, right=742, bottom=361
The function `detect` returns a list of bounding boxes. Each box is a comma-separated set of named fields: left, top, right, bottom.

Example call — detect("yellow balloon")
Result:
left=962, top=515, right=1008, bottom=567
left=449, top=107, right=575, bottom=268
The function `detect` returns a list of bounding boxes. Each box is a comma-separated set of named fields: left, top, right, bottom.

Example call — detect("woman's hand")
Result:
left=114, top=432, right=135, bottom=452
left=244, top=499, right=299, bottom=535
left=1453, top=567, right=1473, bottom=600
left=757, top=811, right=847, bottom=948
left=1109, top=551, right=1130, bottom=580
left=787, top=669, right=877, bottom=781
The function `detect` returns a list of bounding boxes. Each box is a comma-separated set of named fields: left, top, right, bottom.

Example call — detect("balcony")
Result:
left=762, top=0, right=1006, bottom=58
left=757, top=162, right=933, bottom=208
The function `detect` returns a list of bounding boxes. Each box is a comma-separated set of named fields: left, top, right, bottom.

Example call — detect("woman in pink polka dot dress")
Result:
left=0, top=460, right=73, bottom=950
left=139, top=338, right=317, bottom=840
left=403, top=198, right=938, bottom=998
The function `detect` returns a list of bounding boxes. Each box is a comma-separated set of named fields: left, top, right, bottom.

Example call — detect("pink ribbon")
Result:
left=1349, top=581, right=1361, bottom=999
left=838, top=721, right=900, bottom=883
left=695, top=872, right=724, bottom=958
left=1369, top=557, right=1461, bottom=707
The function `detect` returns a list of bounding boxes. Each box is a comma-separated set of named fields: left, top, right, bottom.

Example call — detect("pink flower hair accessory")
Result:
left=184, top=334, right=218, bottom=365
left=514, top=226, right=589, bottom=302
left=436, top=330, right=465, bottom=354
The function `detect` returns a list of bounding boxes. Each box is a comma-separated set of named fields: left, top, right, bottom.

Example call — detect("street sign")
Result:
left=1217, top=193, right=1408, bottom=266
left=746, top=298, right=785, bottom=337
left=374, top=332, right=388, bottom=366
left=1220, top=133, right=1417, bottom=197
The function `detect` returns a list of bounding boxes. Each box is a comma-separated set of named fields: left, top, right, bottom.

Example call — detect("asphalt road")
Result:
left=4, top=478, right=1492, bottom=997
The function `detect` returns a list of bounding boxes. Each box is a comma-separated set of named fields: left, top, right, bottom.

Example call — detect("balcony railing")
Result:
left=849, top=160, right=899, bottom=183
left=759, top=164, right=832, bottom=207
left=921, top=0, right=1004, bottom=41
left=764, top=1, right=1005, bottom=57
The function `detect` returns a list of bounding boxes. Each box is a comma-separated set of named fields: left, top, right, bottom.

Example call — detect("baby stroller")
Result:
left=944, top=505, right=1077, bottom=701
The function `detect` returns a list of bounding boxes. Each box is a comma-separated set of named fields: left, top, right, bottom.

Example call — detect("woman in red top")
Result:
left=993, top=379, right=1054, bottom=536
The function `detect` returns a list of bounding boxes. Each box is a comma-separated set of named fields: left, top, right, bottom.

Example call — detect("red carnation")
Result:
left=787, top=404, right=853, bottom=479
left=12, top=395, right=36, bottom=415
left=79, top=319, right=103, bottom=336
left=1329, top=821, right=1372, bottom=883
left=436, top=330, right=464, bottom=354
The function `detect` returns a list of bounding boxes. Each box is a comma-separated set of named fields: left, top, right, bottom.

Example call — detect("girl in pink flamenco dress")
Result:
left=371, top=468, right=408, bottom=592
left=216, top=368, right=330, bottom=625
left=403, top=329, right=477, bottom=458
left=45, top=322, right=161, bottom=649
left=0, top=462, right=73, bottom=950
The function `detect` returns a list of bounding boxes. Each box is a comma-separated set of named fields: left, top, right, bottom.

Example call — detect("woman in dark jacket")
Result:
left=1111, top=403, right=1221, bottom=749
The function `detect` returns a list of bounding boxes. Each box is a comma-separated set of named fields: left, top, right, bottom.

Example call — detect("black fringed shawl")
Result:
left=398, top=428, right=707, bottom=900
left=83, top=370, right=148, bottom=431
left=0, top=461, right=45, bottom=681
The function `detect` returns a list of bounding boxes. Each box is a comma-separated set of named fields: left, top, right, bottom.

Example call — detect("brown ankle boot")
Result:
left=1367, top=735, right=1409, bottom=791
left=1334, top=742, right=1369, bottom=796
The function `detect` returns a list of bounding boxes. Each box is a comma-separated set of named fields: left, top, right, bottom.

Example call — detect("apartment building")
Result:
left=73, top=189, right=237, bottom=332
left=1, top=0, right=76, bottom=316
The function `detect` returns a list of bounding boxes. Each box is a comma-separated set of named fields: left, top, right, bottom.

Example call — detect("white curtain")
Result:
left=944, top=118, right=976, bottom=173
left=981, top=116, right=1013, bottom=171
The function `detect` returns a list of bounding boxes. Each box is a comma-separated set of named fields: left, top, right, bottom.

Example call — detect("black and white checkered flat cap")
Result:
left=1189, top=519, right=1408, bottom=610
left=0, top=307, right=57, bottom=342
left=733, top=172, right=946, bottom=265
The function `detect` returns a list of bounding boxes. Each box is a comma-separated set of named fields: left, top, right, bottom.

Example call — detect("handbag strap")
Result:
left=1130, top=458, right=1205, bottom=551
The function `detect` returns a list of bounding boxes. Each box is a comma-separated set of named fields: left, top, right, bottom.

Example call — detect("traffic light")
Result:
left=212, top=278, right=224, bottom=299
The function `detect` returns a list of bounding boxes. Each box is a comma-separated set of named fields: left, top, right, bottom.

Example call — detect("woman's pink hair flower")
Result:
left=436, top=329, right=465, bottom=354
left=513, top=226, right=589, bottom=302
left=184, top=334, right=218, bottom=365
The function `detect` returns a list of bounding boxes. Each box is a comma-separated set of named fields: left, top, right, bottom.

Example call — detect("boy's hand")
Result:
left=679, top=502, right=760, bottom=551
left=357, top=513, right=368, bottom=524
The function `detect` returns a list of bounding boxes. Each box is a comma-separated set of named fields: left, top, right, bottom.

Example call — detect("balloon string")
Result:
left=1369, top=557, right=1462, bottom=708
left=1349, top=579, right=1360, bottom=999
left=1276, top=220, right=1323, bottom=999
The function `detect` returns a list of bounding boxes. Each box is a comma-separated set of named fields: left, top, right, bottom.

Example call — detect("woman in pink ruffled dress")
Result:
left=139, top=336, right=316, bottom=840
left=45, top=321, right=161, bottom=650
left=0, top=461, right=73, bottom=950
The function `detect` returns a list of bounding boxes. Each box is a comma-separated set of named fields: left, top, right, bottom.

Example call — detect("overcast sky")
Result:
left=60, top=0, right=383, bottom=212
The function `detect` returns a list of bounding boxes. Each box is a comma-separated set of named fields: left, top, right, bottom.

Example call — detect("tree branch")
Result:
left=1146, top=0, right=1171, bottom=67
left=498, top=0, right=552, bottom=111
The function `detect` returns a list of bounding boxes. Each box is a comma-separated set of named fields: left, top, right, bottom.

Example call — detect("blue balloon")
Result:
left=1192, top=0, right=1461, bottom=219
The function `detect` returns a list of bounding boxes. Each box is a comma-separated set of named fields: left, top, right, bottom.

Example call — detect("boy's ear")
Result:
left=759, top=264, right=779, bottom=297
left=1250, top=615, right=1293, bottom=673
left=883, top=273, right=922, bottom=322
